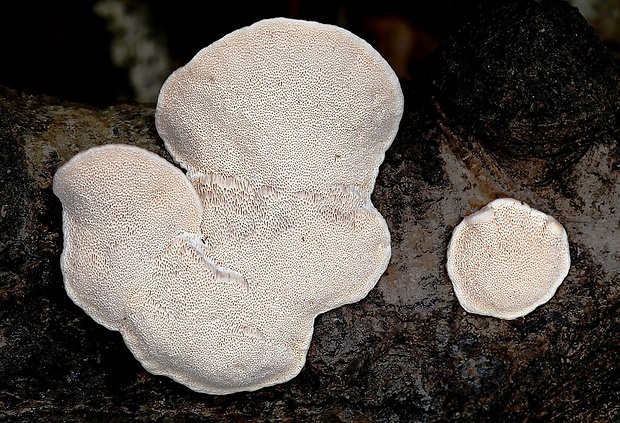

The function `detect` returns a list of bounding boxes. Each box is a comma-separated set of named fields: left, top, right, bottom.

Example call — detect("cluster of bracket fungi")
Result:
left=54, top=17, right=571, bottom=394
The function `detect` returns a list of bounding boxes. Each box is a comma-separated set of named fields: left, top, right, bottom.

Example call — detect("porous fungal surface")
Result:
left=54, top=18, right=403, bottom=394
left=446, top=198, right=571, bottom=320
left=53, top=145, right=203, bottom=330
left=155, top=17, right=403, bottom=193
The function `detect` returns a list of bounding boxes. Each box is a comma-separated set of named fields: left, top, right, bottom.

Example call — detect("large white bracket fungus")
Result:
left=53, top=18, right=404, bottom=394
left=446, top=198, right=571, bottom=320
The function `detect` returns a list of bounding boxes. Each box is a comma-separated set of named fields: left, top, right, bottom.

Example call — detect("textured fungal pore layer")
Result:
left=446, top=198, right=571, bottom=320
left=55, top=17, right=403, bottom=394
left=53, top=144, right=204, bottom=329
left=155, top=17, right=404, bottom=193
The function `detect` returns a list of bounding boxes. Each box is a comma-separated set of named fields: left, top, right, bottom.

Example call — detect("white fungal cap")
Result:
left=155, top=17, right=404, bottom=195
left=54, top=17, right=402, bottom=395
left=53, top=144, right=203, bottom=329
left=54, top=144, right=319, bottom=394
left=446, top=198, right=571, bottom=320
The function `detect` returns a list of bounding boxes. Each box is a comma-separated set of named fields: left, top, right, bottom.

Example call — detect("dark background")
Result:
left=3, top=0, right=618, bottom=107
left=0, top=0, right=530, bottom=106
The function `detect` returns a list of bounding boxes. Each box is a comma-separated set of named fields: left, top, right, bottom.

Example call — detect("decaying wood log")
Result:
left=1, top=0, right=618, bottom=421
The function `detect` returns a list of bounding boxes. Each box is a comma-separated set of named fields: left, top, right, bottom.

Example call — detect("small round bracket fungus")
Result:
left=446, top=198, right=570, bottom=320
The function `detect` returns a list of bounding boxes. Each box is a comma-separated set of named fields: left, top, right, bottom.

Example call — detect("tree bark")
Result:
left=1, top=0, right=618, bottom=421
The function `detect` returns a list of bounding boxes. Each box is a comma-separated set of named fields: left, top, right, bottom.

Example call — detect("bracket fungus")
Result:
left=446, top=198, right=570, bottom=320
left=53, top=18, right=404, bottom=394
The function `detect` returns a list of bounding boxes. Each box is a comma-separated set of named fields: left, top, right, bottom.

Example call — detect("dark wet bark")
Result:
left=1, top=0, right=619, bottom=421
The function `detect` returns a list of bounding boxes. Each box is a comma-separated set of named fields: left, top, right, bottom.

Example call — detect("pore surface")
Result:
left=447, top=198, right=571, bottom=319
left=55, top=17, right=403, bottom=394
